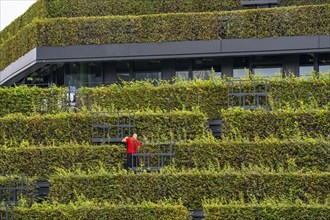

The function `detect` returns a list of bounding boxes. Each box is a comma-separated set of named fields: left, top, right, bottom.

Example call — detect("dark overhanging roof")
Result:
left=1, top=35, right=329, bottom=86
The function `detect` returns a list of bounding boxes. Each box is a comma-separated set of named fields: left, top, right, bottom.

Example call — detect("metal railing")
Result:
left=127, top=140, right=176, bottom=171
left=228, top=79, right=269, bottom=110
left=92, top=111, right=135, bottom=144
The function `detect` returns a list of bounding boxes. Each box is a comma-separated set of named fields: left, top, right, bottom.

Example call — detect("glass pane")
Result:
left=319, top=65, right=330, bottom=73
left=233, top=68, right=249, bottom=79
left=253, top=67, right=282, bottom=77
left=176, top=71, right=189, bottom=80
left=135, top=72, right=161, bottom=80
left=299, top=66, right=314, bottom=77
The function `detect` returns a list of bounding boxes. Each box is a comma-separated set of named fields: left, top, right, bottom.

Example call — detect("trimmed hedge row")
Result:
left=221, top=108, right=330, bottom=140
left=203, top=202, right=330, bottom=220
left=0, top=86, right=66, bottom=117
left=44, top=0, right=330, bottom=18
left=176, top=138, right=330, bottom=171
left=1, top=138, right=328, bottom=178
left=0, top=77, right=329, bottom=119
left=77, top=77, right=330, bottom=119
left=0, top=145, right=124, bottom=178
left=0, top=175, right=35, bottom=202
left=10, top=201, right=189, bottom=220
left=78, top=80, right=228, bottom=120
left=2, top=0, right=329, bottom=44
left=269, top=76, right=330, bottom=109
left=1, top=4, right=330, bottom=71
left=0, top=111, right=207, bottom=146
left=49, top=169, right=330, bottom=208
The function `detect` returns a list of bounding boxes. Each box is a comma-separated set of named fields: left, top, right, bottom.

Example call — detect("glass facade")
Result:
left=252, top=67, right=282, bottom=77
left=299, top=54, right=314, bottom=77
left=319, top=53, right=330, bottom=74
left=15, top=53, right=330, bottom=87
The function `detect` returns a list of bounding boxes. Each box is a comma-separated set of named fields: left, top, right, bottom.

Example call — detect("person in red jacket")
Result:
left=122, top=133, right=141, bottom=169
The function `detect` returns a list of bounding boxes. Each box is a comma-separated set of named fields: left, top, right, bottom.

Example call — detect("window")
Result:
left=134, top=60, right=161, bottom=81
left=233, top=57, right=250, bottom=79
left=176, top=71, right=189, bottom=80
left=319, top=53, right=330, bottom=74
left=299, top=54, right=315, bottom=77
left=252, top=66, right=282, bottom=78
left=175, top=59, right=190, bottom=80
left=88, top=63, right=103, bottom=87
left=233, top=68, right=249, bottom=79
left=192, top=58, right=221, bottom=80
left=116, top=61, right=130, bottom=81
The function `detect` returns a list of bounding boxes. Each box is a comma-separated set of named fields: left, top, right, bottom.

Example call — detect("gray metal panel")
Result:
left=0, top=48, right=37, bottom=84
left=221, top=36, right=320, bottom=53
left=127, top=40, right=220, bottom=57
left=37, top=44, right=130, bottom=60
left=319, top=35, right=330, bottom=48
left=37, top=40, right=221, bottom=61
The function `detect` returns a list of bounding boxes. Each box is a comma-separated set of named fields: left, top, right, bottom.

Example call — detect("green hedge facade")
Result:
left=11, top=202, right=189, bottom=220
left=0, top=86, right=66, bottom=117
left=1, top=4, right=330, bottom=71
left=176, top=138, right=330, bottom=171
left=49, top=170, right=330, bottom=208
left=0, top=145, right=124, bottom=178
left=2, top=138, right=328, bottom=178
left=222, top=108, right=330, bottom=140
left=44, top=0, right=330, bottom=18
left=0, top=111, right=207, bottom=146
left=0, top=77, right=328, bottom=119
left=203, top=203, right=330, bottom=220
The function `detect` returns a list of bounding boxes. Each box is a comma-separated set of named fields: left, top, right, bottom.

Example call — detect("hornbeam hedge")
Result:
left=2, top=138, right=328, bottom=178
left=203, top=200, right=330, bottom=220
left=0, top=86, right=66, bottom=117
left=0, top=145, right=124, bottom=178
left=10, top=201, right=189, bottom=220
left=49, top=169, right=330, bottom=207
left=0, top=111, right=207, bottom=146
left=0, top=77, right=328, bottom=119
left=175, top=138, right=330, bottom=171
left=44, top=0, right=330, bottom=18
left=221, top=108, right=330, bottom=140
left=1, top=0, right=328, bottom=44
left=1, top=4, right=329, bottom=71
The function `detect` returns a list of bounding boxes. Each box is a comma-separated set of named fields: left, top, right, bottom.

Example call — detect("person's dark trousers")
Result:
left=126, top=154, right=139, bottom=170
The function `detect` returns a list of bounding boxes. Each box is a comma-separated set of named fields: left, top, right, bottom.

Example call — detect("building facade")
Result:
left=0, top=0, right=329, bottom=87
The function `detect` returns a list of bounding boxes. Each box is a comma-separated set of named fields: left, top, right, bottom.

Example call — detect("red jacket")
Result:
left=126, top=137, right=141, bottom=154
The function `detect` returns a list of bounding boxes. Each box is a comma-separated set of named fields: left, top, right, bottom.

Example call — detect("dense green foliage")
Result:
left=1, top=4, right=329, bottom=71
left=222, top=108, right=330, bottom=140
left=176, top=138, right=330, bottom=171
left=2, top=0, right=328, bottom=44
left=2, top=138, right=328, bottom=178
left=11, top=201, right=189, bottom=220
left=0, top=77, right=328, bottom=119
left=269, top=76, right=330, bottom=109
left=78, top=79, right=228, bottom=119
left=49, top=169, right=330, bottom=208
left=0, top=111, right=206, bottom=146
left=44, top=0, right=330, bottom=18
left=0, top=86, right=66, bottom=117
left=0, top=145, right=124, bottom=178
left=203, top=200, right=330, bottom=220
